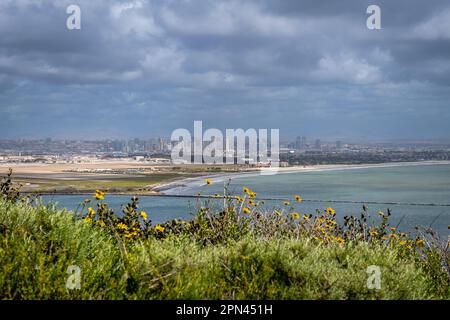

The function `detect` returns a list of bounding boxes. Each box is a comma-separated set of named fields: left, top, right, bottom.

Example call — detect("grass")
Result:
left=14, top=164, right=248, bottom=194
left=0, top=170, right=448, bottom=299
left=0, top=197, right=448, bottom=300
left=16, top=173, right=190, bottom=194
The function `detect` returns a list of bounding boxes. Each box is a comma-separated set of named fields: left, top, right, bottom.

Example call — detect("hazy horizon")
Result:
left=2, top=135, right=450, bottom=146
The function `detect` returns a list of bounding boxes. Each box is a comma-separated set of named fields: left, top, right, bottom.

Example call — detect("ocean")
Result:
left=43, top=163, right=450, bottom=236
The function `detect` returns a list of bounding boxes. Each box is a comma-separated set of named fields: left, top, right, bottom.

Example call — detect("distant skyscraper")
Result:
left=122, top=141, right=130, bottom=153
left=314, top=139, right=321, bottom=149
left=112, top=140, right=124, bottom=152
left=144, top=140, right=153, bottom=152
left=295, top=136, right=301, bottom=149
left=295, top=136, right=307, bottom=150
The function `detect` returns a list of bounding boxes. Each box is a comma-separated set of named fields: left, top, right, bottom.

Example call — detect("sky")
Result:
left=0, top=0, right=450, bottom=141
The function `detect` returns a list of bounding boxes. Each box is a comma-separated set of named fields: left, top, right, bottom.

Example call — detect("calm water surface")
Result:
left=43, top=163, right=450, bottom=236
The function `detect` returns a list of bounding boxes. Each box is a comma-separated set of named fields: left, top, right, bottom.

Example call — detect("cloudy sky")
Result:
left=1, top=0, right=450, bottom=141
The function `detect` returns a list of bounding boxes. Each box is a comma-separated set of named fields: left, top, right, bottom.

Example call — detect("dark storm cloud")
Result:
left=0, top=0, right=449, bottom=140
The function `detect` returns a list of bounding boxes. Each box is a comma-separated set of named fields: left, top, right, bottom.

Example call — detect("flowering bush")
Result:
left=79, top=181, right=446, bottom=260
left=0, top=170, right=448, bottom=299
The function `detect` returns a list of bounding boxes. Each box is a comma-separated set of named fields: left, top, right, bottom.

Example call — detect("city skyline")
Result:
left=1, top=135, right=450, bottom=155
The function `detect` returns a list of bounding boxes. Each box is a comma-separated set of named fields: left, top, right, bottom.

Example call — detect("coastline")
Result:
left=28, top=160, right=450, bottom=237
left=155, top=160, right=450, bottom=195
left=11, top=160, right=450, bottom=196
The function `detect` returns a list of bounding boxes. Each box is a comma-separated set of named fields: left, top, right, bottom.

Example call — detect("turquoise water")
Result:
left=43, top=163, right=450, bottom=236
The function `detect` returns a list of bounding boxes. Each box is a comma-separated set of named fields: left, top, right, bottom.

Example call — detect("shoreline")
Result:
left=154, top=160, right=450, bottom=195
left=15, top=160, right=450, bottom=196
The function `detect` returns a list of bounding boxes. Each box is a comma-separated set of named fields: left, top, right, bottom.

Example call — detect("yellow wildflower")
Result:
left=117, top=223, right=128, bottom=230
left=94, top=190, right=105, bottom=200
left=302, top=214, right=310, bottom=222
left=390, top=227, right=396, bottom=232
left=274, top=210, right=282, bottom=217
left=140, top=211, right=148, bottom=220
left=415, top=239, right=425, bottom=248
left=243, top=187, right=250, bottom=194
left=284, top=201, right=290, bottom=206
left=388, top=233, right=398, bottom=239
left=243, top=207, right=251, bottom=214
left=291, top=212, right=300, bottom=220
left=248, top=199, right=256, bottom=206
left=335, top=237, right=345, bottom=246
left=205, top=178, right=212, bottom=185
left=87, top=207, right=95, bottom=217
left=369, top=231, right=378, bottom=237
left=325, top=207, right=335, bottom=215
left=124, top=230, right=138, bottom=238
left=154, top=225, right=165, bottom=233
left=95, top=194, right=104, bottom=200
left=295, top=195, right=302, bottom=202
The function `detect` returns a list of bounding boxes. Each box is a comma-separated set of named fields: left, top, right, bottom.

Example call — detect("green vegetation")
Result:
left=15, top=164, right=248, bottom=194
left=17, top=173, right=189, bottom=194
left=0, top=172, right=448, bottom=299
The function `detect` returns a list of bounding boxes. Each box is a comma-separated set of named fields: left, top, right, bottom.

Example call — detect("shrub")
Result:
left=0, top=173, right=448, bottom=299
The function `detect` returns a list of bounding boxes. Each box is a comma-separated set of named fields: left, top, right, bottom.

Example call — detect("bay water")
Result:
left=43, top=163, right=450, bottom=236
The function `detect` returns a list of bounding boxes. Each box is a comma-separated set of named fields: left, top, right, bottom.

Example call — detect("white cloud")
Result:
left=413, top=10, right=450, bottom=40
left=140, top=46, right=185, bottom=72
left=160, top=1, right=301, bottom=37
left=312, top=54, right=383, bottom=85
left=109, top=0, right=163, bottom=38
left=160, top=3, right=236, bottom=36
left=370, top=48, right=392, bottom=64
